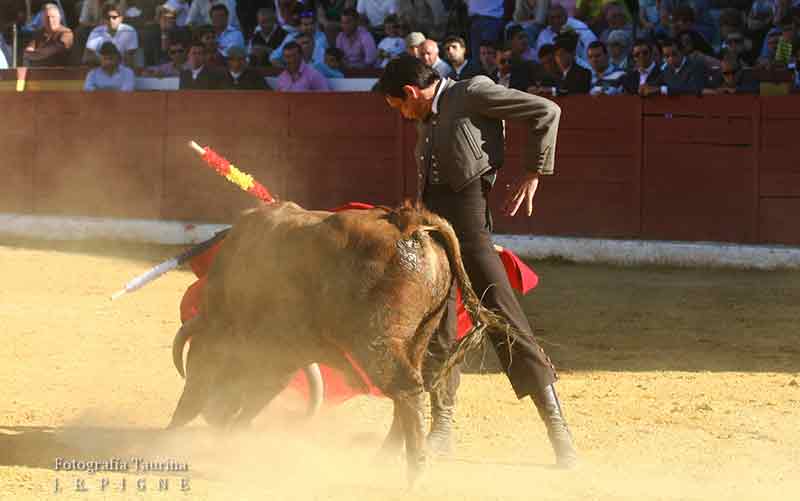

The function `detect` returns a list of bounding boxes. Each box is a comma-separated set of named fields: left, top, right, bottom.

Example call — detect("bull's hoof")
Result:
left=373, top=447, right=402, bottom=467
left=426, top=431, right=454, bottom=458
left=405, top=462, right=427, bottom=491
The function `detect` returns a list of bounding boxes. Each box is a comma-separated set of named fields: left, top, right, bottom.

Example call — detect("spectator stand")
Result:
left=0, top=66, right=381, bottom=91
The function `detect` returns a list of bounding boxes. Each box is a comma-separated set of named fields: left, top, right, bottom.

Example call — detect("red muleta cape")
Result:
left=178, top=203, right=538, bottom=405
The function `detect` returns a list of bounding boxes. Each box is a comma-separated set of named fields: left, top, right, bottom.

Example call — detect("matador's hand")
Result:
left=501, top=171, right=540, bottom=217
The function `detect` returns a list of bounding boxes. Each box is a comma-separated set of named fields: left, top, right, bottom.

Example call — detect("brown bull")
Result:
left=167, top=201, right=513, bottom=485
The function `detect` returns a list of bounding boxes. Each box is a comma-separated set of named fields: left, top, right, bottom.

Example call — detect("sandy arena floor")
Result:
left=1, top=238, right=798, bottom=500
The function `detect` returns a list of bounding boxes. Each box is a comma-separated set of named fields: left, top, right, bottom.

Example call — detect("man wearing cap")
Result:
left=219, top=45, right=269, bottom=89
left=375, top=54, right=578, bottom=469
left=606, top=29, right=631, bottom=71
left=405, top=31, right=426, bottom=57
left=84, top=41, right=135, bottom=91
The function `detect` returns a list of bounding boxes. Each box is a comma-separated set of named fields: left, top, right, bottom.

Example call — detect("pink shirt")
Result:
left=335, top=26, right=377, bottom=69
left=275, top=61, right=330, bottom=92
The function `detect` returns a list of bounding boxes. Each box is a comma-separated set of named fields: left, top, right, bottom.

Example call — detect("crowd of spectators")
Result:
left=1, top=0, right=799, bottom=94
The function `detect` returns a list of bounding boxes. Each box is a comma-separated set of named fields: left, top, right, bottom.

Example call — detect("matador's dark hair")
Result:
left=374, top=54, right=440, bottom=99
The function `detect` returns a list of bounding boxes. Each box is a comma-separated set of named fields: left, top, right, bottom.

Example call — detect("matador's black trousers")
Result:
left=421, top=177, right=557, bottom=400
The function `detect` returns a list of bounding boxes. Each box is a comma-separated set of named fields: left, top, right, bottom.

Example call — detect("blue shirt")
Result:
left=468, top=0, right=505, bottom=18
left=270, top=31, right=328, bottom=66
left=314, top=63, right=344, bottom=79
left=217, top=26, right=246, bottom=57
left=84, top=65, right=135, bottom=92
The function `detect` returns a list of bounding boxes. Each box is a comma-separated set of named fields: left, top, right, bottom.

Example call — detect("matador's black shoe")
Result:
left=532, top=384, right=578, bottom=469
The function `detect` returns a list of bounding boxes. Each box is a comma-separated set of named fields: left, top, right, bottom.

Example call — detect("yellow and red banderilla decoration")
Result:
left=111, top=141, right=274, bottom=300
left=188, top=141, right=276, bottom=204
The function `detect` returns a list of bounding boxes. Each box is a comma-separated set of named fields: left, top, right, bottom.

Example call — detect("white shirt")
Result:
left=377, top=36, right=406, bottom=67
left=638, top=61, right=656, bottom=87
left=0, top=34, right=9, bottom=69
left=191, top=66, right=205, bottom=80
left=498, top=72, right=511, bottom=88
left=431, top=77, right=449, bottom=114
left=86, top=24, right=139, bottom=55
left=84, top=65, right=135, bottom=92
left=356, top=0, right=398, bottom=27
left=535, top=18, right=598, bottom=61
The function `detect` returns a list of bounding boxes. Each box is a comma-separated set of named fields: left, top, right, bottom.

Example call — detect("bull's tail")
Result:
left=410, top=210, right=525, bottom=392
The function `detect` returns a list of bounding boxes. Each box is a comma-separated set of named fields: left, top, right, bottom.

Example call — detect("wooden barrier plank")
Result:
left=31, top=92, right=166, bottom=218
left=759, top=150, right=800, bottom=197
left=166, top=91, right=290, bottom=135
left=161, top=93, right=290, bottom=222
left=535, top=154, right=637, bottom=183
left=760, top=117, right=800, bottom=148
left=760, top=95, right=800, bottom=117
left=283, top=135, right=401, bottom=209
left=505, top=96, right=639, bottom=156
left=643, top=95, right=757, bottom=116
left=288, top=93, right=396, bottom=138
left=526, top=181, right=639, bottom=238
left=644, top=115, right=752, bottom=145
left=642, top=144, right=755, bottom=242
left=553, top=95, right=641, bottom=125
left=0, top=94, right=37, bottom=213
left=162, top=134, right=285, bottom=222
left=759, top=198, right=800, bottom=245
left=489, top=161, right=639, bottom=238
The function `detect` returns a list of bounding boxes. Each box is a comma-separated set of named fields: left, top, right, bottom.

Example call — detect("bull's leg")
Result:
left=376, top=401, right=404, bottom=461
left=230, top=370, right=296, bottom=429
left=395, top=389, right=427, bottom=489
left=167, top=338, right=214, bottom=429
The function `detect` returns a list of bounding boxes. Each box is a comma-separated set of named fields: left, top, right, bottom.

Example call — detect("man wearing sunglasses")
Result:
left=620, top=38, right=662, bottom=95
left=85, top=2, right=139, bottom=68
left=143, top=38, right=190, bottom=77
left=375, top=54, right=578, bottom=469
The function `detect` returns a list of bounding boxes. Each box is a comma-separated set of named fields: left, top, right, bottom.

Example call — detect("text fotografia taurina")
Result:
left=53, top=457, right=190, bottom=493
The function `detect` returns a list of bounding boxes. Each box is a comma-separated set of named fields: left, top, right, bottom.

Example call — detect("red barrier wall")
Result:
left=1, top=92, right=799, bottom=245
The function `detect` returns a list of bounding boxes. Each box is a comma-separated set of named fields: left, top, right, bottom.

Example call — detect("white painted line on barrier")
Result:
left=493, top=234, right=800, bottom=270
left=1, top=213, right=799, bottom=270
left=0, top=214, right=228, bottom=245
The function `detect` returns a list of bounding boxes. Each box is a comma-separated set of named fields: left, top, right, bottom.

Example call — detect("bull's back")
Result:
left=204, top=203, right=413, bottom=331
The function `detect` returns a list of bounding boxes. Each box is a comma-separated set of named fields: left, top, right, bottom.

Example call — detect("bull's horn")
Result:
left=303, top=363, right=324, bottom=417
left=172, top=324, right=193, bottom=378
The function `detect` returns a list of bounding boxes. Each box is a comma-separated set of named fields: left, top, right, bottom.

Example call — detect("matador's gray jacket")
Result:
left=415, top=75, right=561, bottom=192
